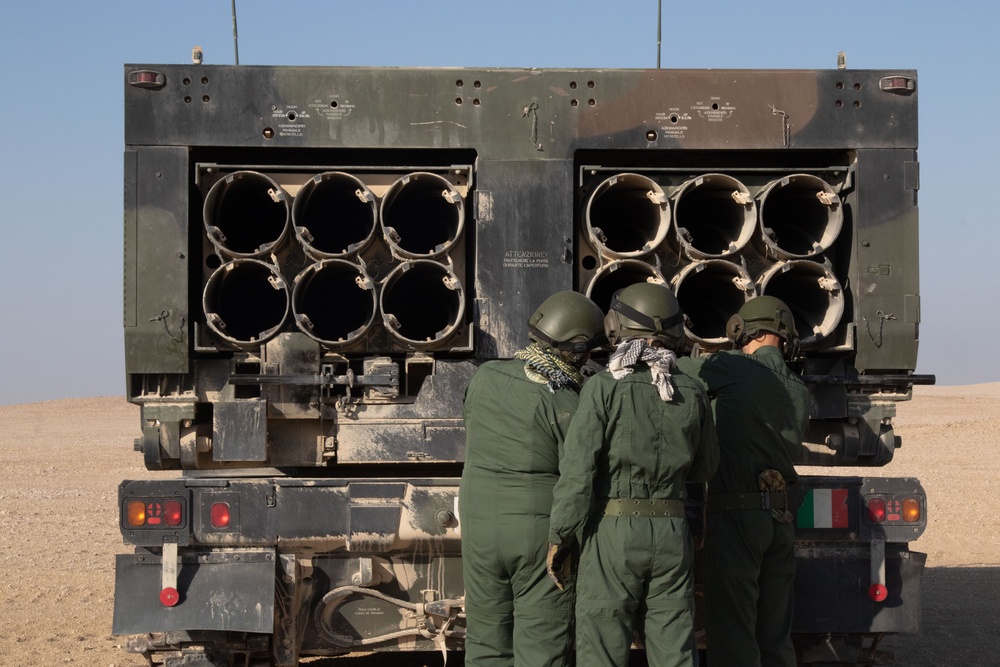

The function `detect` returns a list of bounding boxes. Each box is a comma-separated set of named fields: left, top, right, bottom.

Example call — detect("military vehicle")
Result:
left=115, top=62, right=932, bottom=666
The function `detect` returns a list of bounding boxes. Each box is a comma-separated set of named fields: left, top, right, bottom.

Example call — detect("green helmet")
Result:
left=726, top=295, right=798, bottom=349
left=604, top=282, right=685, bottom=349
left=527, top=291, right=605, bottom=353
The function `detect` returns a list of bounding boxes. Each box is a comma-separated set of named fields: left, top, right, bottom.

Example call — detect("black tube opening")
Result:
left=293, top=172, right=377, bottom=258
left=203, top=171, right=289, bottom=257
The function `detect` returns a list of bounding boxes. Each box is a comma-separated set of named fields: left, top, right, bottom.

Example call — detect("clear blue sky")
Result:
left=1, top=1, right=996, bottom=405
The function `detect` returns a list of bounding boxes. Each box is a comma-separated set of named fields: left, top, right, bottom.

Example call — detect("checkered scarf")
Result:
left=515, top=342, right=584, bottom=393
left=608, top=339, right=677, bottom=402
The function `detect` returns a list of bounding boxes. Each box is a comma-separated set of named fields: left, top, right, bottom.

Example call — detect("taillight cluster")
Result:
left=126, top=500, right=184, bottom=527
left=864, top=495, right=923, bottom=525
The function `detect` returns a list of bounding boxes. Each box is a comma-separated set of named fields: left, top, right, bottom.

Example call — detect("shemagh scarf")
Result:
left=608, top=339, right=677, bottom=402
left=515, top=342, right=584, bottom=393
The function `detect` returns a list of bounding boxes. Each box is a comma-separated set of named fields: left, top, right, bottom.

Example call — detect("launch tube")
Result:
left=203, top=171, right=290, bottom=258
left=203, top=259, right=289, bottom=348
left=672, top=173, right=756, bottom=259
left=757, top=259, right=844, bottom=348
left=380, top=260, right=465, bottom=348
left=585, top=259, right=666, bottom=314
left=292, top=260, right=376, bottom=348
left=672, top=259, right=754, bottom=349
left=584, top=173, right=670, bottom=258
left=379, top=172, right=465, bottom=259
left=757, top=174, right=843, bottom=259
left=292, top=172, right=378, bottom=259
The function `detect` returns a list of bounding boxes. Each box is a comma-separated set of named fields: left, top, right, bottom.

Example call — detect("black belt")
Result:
left=596, top=498, right=685, bottom=518
left=707, top=492, right=787, bottom=513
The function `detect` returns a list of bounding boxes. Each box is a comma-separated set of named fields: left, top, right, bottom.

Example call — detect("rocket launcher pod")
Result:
left=380, top=172, right=465, bottom=259
left=203, top=171, right=290, bottom=258
left=292, top=259, right=377, bottom=348
left=292, top=171, right=378, bottom=259
left=672, top=173, right=756, bottom=259
left=757, top=173, right=844, bottom=259
left=584, top=173, right=670, bottom=258
left=203, top=259, right=290, bottom=349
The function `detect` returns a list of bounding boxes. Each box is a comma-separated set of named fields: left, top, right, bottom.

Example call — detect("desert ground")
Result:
left=1, top=384, right=998, bottom=666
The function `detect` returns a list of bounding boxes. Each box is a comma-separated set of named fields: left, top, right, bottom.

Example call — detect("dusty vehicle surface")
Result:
left=116, top=64, right=928, bottom=665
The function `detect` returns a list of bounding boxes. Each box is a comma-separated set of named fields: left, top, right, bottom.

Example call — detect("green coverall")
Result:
left=459, top=359, right=579, bottom=666
left=548, top=364, right=718, bottom=667
left=678, top=347, right=810, bottom=667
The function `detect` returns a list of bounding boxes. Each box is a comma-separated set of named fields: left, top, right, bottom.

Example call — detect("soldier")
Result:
left=677, top=296, right=810, bottom=667
left=547, top=282, right=718, bottom=667
left=459, top=290, right=605, bottom=667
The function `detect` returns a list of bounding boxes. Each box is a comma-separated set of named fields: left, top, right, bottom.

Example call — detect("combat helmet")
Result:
left=604, top=282, right=685, bottom=349
left=527, top=291, right=605, bottom=354
left=726, top=295, right=799, bottom=355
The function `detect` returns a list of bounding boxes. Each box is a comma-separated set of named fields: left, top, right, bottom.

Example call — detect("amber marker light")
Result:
left=902, top=498, right=922, bottom=523
left=127, top=501, right=147, bottom=526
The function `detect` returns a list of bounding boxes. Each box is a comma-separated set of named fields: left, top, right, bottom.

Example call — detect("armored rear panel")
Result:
left=123, top=65, right=920, bottom=472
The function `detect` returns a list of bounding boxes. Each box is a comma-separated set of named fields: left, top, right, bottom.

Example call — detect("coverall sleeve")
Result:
left=547, top=376, right=611, bottom=546
left=687, top=387, right=719, bottom=483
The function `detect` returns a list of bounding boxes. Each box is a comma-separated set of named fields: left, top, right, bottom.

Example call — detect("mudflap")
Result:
left=113, top=548, right=276, bottom=634
left=792, top=545, right=926, bottom=664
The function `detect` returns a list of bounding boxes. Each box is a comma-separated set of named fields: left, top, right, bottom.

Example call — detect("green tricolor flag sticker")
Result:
left=797, top=488, right=849, bottom=528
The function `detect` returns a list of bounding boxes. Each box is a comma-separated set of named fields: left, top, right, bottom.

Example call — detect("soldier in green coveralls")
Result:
left=460, top=290, right=605, bottom=667
left=547, top=282, right=718, bottom=667
left=677, top=296, right=810, bottom=667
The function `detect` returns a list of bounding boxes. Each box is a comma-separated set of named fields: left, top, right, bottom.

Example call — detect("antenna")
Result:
left=232, top=0, right=240, bottom=65
left=657, top=0, right=662, bottom=68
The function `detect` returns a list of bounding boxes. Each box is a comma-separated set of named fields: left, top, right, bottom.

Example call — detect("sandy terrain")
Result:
left=1, top=384, right=998, bottom=666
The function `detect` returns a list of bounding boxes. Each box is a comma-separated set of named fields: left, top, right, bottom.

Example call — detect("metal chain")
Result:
left=863, top=309, right=896, bottom=347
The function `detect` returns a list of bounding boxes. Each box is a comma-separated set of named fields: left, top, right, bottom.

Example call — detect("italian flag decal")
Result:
left=797, top=488, right=849, bottom=528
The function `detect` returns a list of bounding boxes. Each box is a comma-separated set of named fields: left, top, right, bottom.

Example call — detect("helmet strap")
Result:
left=609, top=294, right=684, bottom=336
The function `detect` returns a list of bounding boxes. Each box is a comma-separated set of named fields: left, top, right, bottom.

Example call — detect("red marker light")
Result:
left=869, top=583, right=888, bottom=602
left=164, top=501, right=183, bottom=526
left=866, top=497, right=886, bottom=523
left=211, top=502, right=231, bottom=528
left=160, top=587, right=180, bottom=607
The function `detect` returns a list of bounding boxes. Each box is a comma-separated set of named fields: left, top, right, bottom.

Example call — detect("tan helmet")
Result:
left=604, top=282, right=685, bottom=349
left=527, top=291, right=605, bottom=353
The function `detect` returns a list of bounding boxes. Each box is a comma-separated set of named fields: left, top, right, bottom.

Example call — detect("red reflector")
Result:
left=211, top=502, right=231, bottom=528
left=869, top=583, right=888, bottom=602
left=160, top=587, right=180, bottom=607
left=164, top=500, right=183, bottom=526
left=128, top=70, right=165, bottom=89
left=867, top=497, right=886, bottom=523
left=146, top=502, right=163, bottom=525
left=879, top=76, right=915, bottom=93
